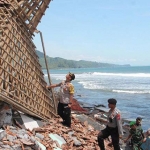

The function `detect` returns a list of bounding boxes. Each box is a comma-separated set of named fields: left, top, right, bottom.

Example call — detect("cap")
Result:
left=136, top=117, right=142, bottom=121
left=69, top=72, right=75, bottom=80
left=130, top=121, right=136, bottom=126
left=108, top=98, right=117, bottom=105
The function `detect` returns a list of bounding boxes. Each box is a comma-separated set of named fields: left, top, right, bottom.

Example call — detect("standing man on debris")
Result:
left=46, top=72, right=75, bottom=127
left=97, top=98, right=123, bottom=150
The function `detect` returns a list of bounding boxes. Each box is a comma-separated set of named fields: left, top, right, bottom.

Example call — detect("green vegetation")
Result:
left=36, top=50, right=130, bottom=69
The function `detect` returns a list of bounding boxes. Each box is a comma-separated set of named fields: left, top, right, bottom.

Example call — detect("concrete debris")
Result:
left=0, top=129, right=6, bottom=140
left=49, top=133, right=66, bottom=148
left=0, top=116, right=114, bottom=150
left=71, top=99, right=87, bottom=112
left=0, top=103, right=12, bottom=128
left=1, top=101, right=144, bottom=150
left=20, top=114, right=39, bottom=131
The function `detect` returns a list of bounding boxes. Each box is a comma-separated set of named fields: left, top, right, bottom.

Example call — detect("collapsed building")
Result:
left=0, top=0, right=57, bottom=120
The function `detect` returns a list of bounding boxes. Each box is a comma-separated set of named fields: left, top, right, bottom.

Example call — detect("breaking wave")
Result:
left=92, top=72, right=150, bottom=78
left=112, top=90, right=150, bottom=94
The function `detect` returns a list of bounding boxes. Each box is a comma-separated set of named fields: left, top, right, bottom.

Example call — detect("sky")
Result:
left=33, top=0, right=150, bottom=66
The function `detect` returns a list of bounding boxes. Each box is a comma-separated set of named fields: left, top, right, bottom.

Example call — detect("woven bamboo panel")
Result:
left=0, top=0, right=51, bottom=33
left=0, top=0, right=57, bottom=120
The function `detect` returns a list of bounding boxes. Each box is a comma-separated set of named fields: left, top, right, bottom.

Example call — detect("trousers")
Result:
left=97, top=126, right=120, bottom=150
left=57, top=102, right=71, bottom=127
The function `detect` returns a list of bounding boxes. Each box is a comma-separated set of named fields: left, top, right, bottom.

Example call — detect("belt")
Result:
left=107, top=126, right=117, bottom=129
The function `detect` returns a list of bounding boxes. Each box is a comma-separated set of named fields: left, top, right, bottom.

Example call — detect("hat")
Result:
left=136, top=117, right=142, bottom=121
left=69, top=72, right=75, bottom=80
left=130, top=121, right=136, bottom=126
left=108, top=98, right=117, bottom=105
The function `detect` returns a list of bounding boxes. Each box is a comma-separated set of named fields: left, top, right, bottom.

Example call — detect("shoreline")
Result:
left=48, top=66, right=150, bottom=132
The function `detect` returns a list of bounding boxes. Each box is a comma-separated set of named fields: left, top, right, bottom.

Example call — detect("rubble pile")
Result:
left=0, top=116, right=114, bottom=150
left=71, top=99, right=87, bottom=112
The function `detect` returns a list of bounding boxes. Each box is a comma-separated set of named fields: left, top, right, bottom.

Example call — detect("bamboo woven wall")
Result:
left=0, top=0, right=57, bottom=120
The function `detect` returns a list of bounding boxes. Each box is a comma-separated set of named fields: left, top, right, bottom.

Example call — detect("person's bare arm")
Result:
left=124, top=134, right=132, bottom=143
left=142, top=132, right=146, bottom=142
left=46, top=83, right=61, bottom=89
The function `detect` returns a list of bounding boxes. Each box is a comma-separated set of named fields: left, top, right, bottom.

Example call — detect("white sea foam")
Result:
left=112, top=90, right=150, bottom=94
left=78, top=81, right=104, bottom=89
left=92, top=72, right=150, bottom=78
left=44, top=74, right=66, bottom=80
left=45, top=72, right=150, bottom=79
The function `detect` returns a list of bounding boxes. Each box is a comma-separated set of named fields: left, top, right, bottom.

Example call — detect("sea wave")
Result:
left=78, top=81, right=105, bottom=90
left=92, top=72, right=150, bottom=78
left=112, top=90, right=150, bottom=94
left=44, top=74, right=65, bottom=80
left=78, top=81, right=150, bottom=94
left=44, top=72, right=150, bottom=78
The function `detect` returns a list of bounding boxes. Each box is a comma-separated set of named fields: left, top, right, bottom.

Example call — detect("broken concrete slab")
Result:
left=74, top=114, right=105, bottom=131
left=7, top=134, right=17, bottom=142
left=0, top=129, right=6, bottom=140
left=35, top=141, right=46, bottom=150
left=68, top=131, right=81, bottom=146
left=20, top=114, right=39, bottom=131
left=35, top=133, right=44, bottom=140
left=0, top=103, right=12, bottom=127
left=49, top=133, right=66, bottom=148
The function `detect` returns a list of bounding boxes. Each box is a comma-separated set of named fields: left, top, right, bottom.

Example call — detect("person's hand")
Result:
left=143, top=138, right=147, bottom=143
left=119, top=135, right=122, bottom=139
left=46, top=85, right=50, bottom=90
left=68, top=104, right=71, bottom=108
left=124, top=139, right=127, bottom=143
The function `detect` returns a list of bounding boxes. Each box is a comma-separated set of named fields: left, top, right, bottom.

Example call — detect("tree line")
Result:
left=36, top=50, right=130, bottom=69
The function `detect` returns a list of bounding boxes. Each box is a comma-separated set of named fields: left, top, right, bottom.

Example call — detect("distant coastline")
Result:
left=36, top=50, right=131, bottom=69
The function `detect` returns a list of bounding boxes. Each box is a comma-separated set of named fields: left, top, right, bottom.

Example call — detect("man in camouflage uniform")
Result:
left=130, top=117, right=144, bottom=147
left=97, top=98, right=124, bottom=150
left=136, top=117, right=142, bottom=126
left=124, top=121, right=146, bottom=150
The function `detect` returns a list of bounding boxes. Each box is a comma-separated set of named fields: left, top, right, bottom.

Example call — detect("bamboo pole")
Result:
left=35, top=30, right=57, bottom=113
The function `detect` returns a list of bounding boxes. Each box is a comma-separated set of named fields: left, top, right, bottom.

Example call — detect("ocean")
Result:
left=43, top=66, right=150, bottom=131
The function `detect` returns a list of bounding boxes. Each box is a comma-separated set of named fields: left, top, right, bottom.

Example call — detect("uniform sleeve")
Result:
left=116, top=113, right=124, bottom=135
left=69, top=84, right=74, bottom=94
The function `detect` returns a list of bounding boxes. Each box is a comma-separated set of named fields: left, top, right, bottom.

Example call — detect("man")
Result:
left=97, top=98, right=123, bottom=150
left=124, top=121, right=146, bottom=150
left=46, top=72, right=75, bottom=127
left=130, top=117, right=143, bottom=146
left=136, top=117, right=142, bottom=126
